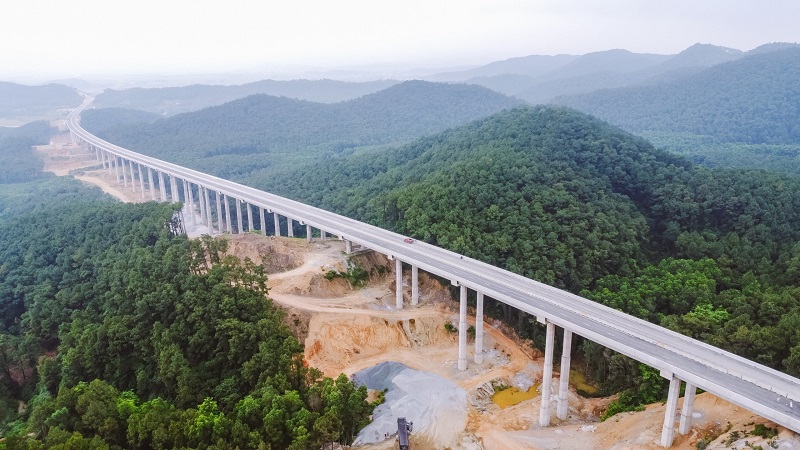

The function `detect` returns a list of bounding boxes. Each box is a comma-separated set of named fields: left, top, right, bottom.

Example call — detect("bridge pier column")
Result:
left=345, top=240, right=352, bottom=254
left=204, top=188, right=213, bottom=232
left=170, top=176, right=179, bottom=203
left=149, top=169, right=156, bottom=201
left=395, top=258, right=403, bottom=309
left=474, top=292, right=483, bottom=363
left=137, top=164, right=145, bottom=199
left=260, top=208, right=266, bottom=236
left=223, top=194, right=232, bottom=232
left=235, top=199, right=243, bottom=233
left=306, top=225, right=312, bottom=242
left=113, top=156, right=120, bottom=183
left=320, top=230, right=326, bottom=240
left=679, top=382, right=696, bottom=435
left=273, top=212, right=280, bottom=236
left=121, top=159, right=129, bottom=187
left=158, top=172, right=167, bottom=202
left=411, top=266, right=419, bottom=305
left=94, top=146, right=100, bottom=161
left=660, top=373, right=681, bottom=447
left=539, top=320, right=555, bottom=426
left=198, top=186, right=207, bottom=226
left=215, top=192, right=223, bottom=233
left=557, top=329, right=573, bottom=420
left=128, top=160, right=136, bottom=192
left=287, top=218, right=294, bottom=237
left=458, top=285, right=468, bottom=371
left=185, top=181, right=196, bottom=227
left=107, top=151, right=114, bottom=175
left=99, top=149, right=106, bottom=169
left=246, top=203, right=254, bottom=234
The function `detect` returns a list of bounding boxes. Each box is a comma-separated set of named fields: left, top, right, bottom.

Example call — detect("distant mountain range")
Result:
left=83, top=80, right=521, bottom=178
left=94, top=79, right=400, bottom=115
left=427, top=43, right=794, bottom=104
left=0, top=82, right=82, bottom=120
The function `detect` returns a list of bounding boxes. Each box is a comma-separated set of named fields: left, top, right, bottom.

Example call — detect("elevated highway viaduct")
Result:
left=67, top=97, right=799, bottom=446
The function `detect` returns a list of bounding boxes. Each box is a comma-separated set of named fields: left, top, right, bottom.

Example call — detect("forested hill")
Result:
left=556, top=47, right=800, bottom=145
left=260, top=105, right=800, bottom=383
left=94, top=78, right=400, bottom=115
left=0, top=82, right=81, bottom=119
left=83, top=80, right=521, bottom=178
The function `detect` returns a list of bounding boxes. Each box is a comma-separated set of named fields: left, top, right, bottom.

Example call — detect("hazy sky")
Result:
left=2, top=0, right=799, bottom=80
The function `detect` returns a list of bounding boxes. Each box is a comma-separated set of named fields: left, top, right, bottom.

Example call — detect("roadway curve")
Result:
left=67, top=97, right=800, bottom=432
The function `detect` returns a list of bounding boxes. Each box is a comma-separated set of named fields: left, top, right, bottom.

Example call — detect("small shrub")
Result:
left=444, top=322, right=457, bottom=333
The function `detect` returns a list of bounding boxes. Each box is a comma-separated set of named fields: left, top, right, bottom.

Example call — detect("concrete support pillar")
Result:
left=235, top=199, right=243, bottom=233
left=148, top=168, right=156, bottom=201
left=458, top=285, right=468, bottom=371
left=395, top=258, right=403, bottom=309
left=679, top=382, right=696, bottom=435
left=107, top=152, right=114, bottom=175
left=215, top=192, right=223, bottom=233
left=273, top=212, right=280, bottom=236
left=539, top=321, right=556, bottom=427
left=320, top=230, right=326, bottom=240
left=99, top=149, right=106, bottom=169
left=138, top=163, right=145, bottom=199
left=198, top=186, right=207, bottom=226
left=287, top=218, right=294, bottom=237
left=246, top=203, right=254, bottom=233
left=259, top=208, right=266, bottom=236
left=113, top=156, right=120, bottom=183
left=158, top=172, right=167, bottom=202
left=120, top=158, right=128, bottom=187
left=557, top=329, right=573, bottom=420
left=204, top=188, right=213, bottom=232
left=223, top=195, right=232, bottom=232
left=345, top=240, right=352, bottom=254
left=306, top=224, right=312, bottom=242
left=94, top=146, right=100, bottom=161
left=660, top=374, right=681, bottom=447
left=170, top=176, right=179, bottom=203
left=474, top=292, right=484, bottom=363
left=185, top=180, right=196, bottom=227
left=411, top=266, right=419, bottom=305
left=128, top=160, right=136, bottom=192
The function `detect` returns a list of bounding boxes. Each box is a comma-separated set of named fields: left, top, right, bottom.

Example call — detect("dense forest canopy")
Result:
left=0, top=128, right=373, bottom=447
left=0, top=121, right=52, bottom=184
left=94, top=79, right=400, bottom=115
left=82, top=80, right=522, bottom=181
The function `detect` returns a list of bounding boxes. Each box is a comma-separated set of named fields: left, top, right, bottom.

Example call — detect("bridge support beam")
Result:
left=273, top=212, right=280, bottom=236
left=557, top=329, right=573, bottom=420
left=474, top=292, right=483, bottom=363
left=204, top=188, right=213, bottom=232
left=148, top=168, right=156, bottom=201
left=306, top=225, right=312, bottom=242
left=170, top=176, right=179, bottom=203
left=539, top=320, right=555, bottom=427
left=679, top=383, right=696, bottom=435
left=320, top=230, right=326, bottom=240
left=246, top=203, right=254, bottom=234
left=287, top=217, right=294, bottom=237
left=113, top=156, right=120, bottom=183
left=215, top=191, right=223, bottom=233
left=158, top=172, right=167, bottom=202
left=186, top=181, right=196, bottom=227
left=345, top=240, right=352, bottom=254
left=108, top=152, right=114, bottom=176
left=411, top=266, right=419, bottom=306
left=260, top=208, right=266, bottom=236
left=137, top=163, right=145, bottom=199
left=395, top=259, right=403, bottom=309
left=235, top=199, right=243, bottom=233
left=660, top=373, right=681, bottom=447
left=129, top=160, right=136, bottom=192
left=458, top=285, right=468, bottom=371
left=223, top=194, right=232, bottom=232
left=198, top=186, right=207, bottom=226
left=121, top=158, right=128, bottom=187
